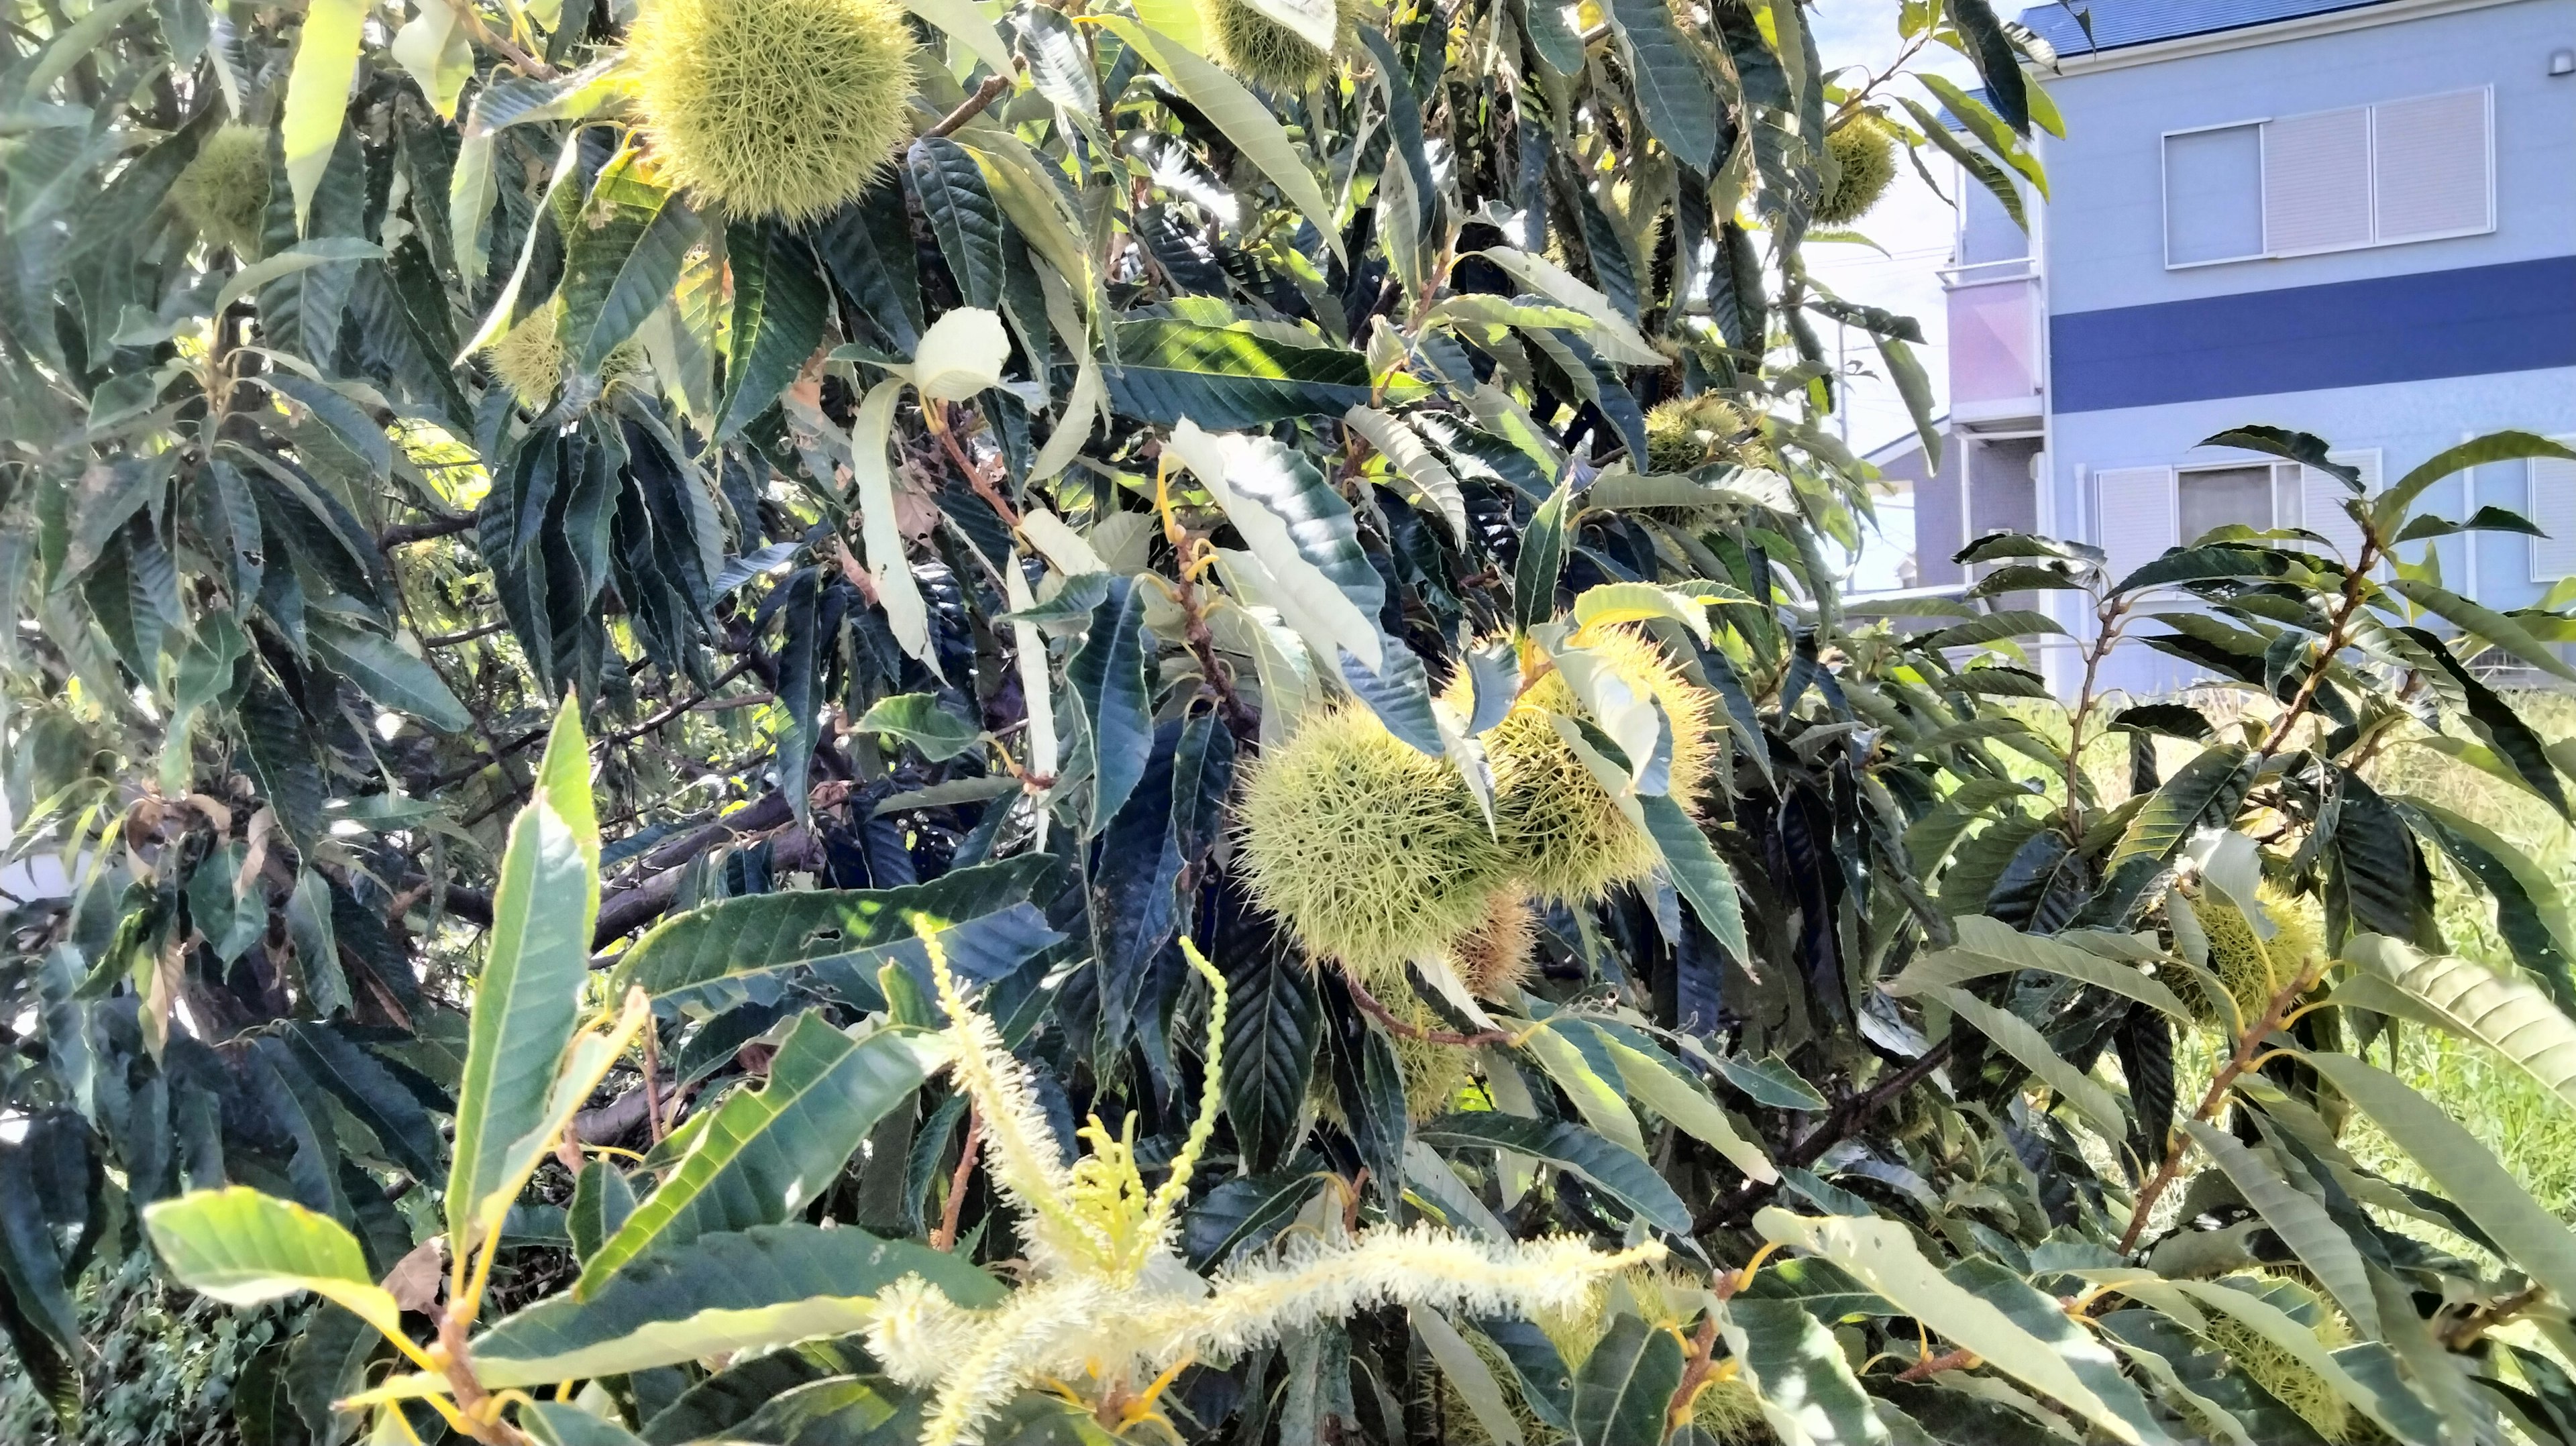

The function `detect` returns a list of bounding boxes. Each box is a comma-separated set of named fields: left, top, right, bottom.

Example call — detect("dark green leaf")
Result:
left=907, top=136, right=1006, bottom=311
left=1415, top=1113, right=1690, bottom=1233
left=1569, top=1313, right=1684, bottom=1446
left=1104, top=320, right=1372, bottom=428
left=715, top=219, right=829, bottom=439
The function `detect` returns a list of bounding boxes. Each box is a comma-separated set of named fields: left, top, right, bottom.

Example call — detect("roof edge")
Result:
left=2040, top=0, right=2515, bottom=75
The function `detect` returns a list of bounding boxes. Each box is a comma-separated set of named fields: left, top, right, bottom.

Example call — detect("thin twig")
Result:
left=1339, top=970, right=1514, bottom=1048
left=2116, top=960, right=2327, bottom=1254
left=423, top=619, right=508, bottom=647
left=932, top=1108, right=983, bottom=1252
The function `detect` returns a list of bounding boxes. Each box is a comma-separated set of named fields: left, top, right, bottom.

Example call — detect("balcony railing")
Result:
left=1941, top=258, right=2042, bottom=419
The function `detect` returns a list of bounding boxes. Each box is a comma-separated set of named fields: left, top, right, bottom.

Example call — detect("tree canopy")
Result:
left=9, top=0, right=2576, bottom=1443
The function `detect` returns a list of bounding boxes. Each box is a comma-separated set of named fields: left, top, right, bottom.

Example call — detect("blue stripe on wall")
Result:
left=2051, top=256, right=2576, bottom=414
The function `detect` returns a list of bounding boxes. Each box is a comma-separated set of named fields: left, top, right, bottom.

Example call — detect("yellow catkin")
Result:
left=168, top=124, right=272, bottom=257
left=627, top=0, right=918, bottom=222
left=1642, top=394, right=1774, bottom=476
left=1236, top=705, right=1511, bottom=987
left=1815, top=113, right=1897, bottom=226
left=1459, top=628, right=1720, bottom=905
left=1199, top=0, right=1355, bottom=91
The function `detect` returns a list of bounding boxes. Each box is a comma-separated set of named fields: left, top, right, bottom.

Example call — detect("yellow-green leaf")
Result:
left=446, top=698, right=601, bottom=1258
left=144, top=1188, right=406, bottom=1341
left=1754, top=1209, right=2148, bottom=1445
left=281, top=0, right=369, bottom=229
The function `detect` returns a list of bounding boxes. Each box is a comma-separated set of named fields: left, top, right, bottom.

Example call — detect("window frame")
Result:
left=2159, top=85, right=2495, bottom=272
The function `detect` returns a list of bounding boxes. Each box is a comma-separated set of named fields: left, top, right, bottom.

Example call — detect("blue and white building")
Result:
left=1890, top=0, right=2576, bottom=693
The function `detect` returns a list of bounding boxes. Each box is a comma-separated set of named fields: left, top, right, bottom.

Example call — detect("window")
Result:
left=2178, top=465, right=2275, bottom=541
left=2165, top=125, right=2264, bottom=265
left=2530, top=443, right=2576, bottom=581
left=2163, top=87, right=2492, bottom=268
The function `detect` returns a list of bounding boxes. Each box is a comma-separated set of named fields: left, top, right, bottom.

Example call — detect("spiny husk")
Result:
left=628, top=0, right=918, bottom=222
left=1815, top=113, right=1897, bottom=226
left=482, top=300, right=646, bottom=410
left=1642, top=393, right=1774, bottom=475
left=484, top=302, right=568, bottom=409
left=1236, top=704, right=1511, bottom=988
left=1201, top=0, right=1352, bottom=92
left=2197, top=1274, right=2356, bottom=1443
left=1449, top=888, right=1537, bottom=1000
left=1460, top=628, right=1720, bottom=905
left=169, top=124, right=272, bottom=257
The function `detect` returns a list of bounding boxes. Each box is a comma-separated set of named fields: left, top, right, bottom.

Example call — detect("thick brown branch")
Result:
left=926, top=74, right=1013, bottom=141
left=380, top=512, right=478, bottom=550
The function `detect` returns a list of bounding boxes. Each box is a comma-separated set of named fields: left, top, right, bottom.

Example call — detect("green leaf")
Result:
left=2180, top=1122, right=2377, bottom=1335
left=1603, top=1038, right=1774, bottom=1181
left=280, top=0, right=366, bottom=228
left=1223, top=942, right=1322, bottom=1176
left=849, top=378, right=938, bottom=669
left=559, top=157, right=701, bottom=374
left=1417, top=1307, right=1525, bottom=1446
left=1935, top=987, right=2124, bottom=1137
left=610, top=860, right=1061, bottom=1012
left=2165, top=1278, right=2436, bottom=1445
left=476, top=1222, right=1002, bottom=1387
left=309, top=622, right=472, bottom=732
left=1415, top=1113, right=1692, bottom=1233
left=1515, top=477, right=1574, bottom=634
left=907, top=137, right=1006, bottom=311
left=1065, top=573, right=1157, bottom=829
left=1600, top=0, right=1723, bottom=170
left=576, top=1015, right=941, bottom=1295
left=1711, top=1054, right=1827, bottom=1111
left=1167, top=419, right=1391, bottom=688
left=1882, top=915, right=2192, bottom=1021
left=447, top=698, right=600, bottom=1256
left=2329, top=936, right=2576, bottom=1118
left=521, top=1402, right=649, bottom=1446
left=1942, top=1257, right=2171, bottom=1446
left=1102, top=320, right=1372, bottom=428
left=857, top=693, right=985, bottom=763
left=1917, top=74, right=2045, bottom=197
left=1719, top=1296, right=1888, bottom=1446
left=2108, top=744, right=2255, bottom=871
left=2372, top=431, right=2576, bottom=533
left=212, top=237, right=386, bottom=317
left=1754, top=1209, right=2153, bottom=1445
left=2389, top=797, right=2576, bottom=1002
left=2305, top=1052, right=2576, bottom=1306
left=2384, top=577, right=2576, bottom=684
left=2202, top=427, right=2357, bottom=489
left=1570, top=1314, right=1684, bottom=1446
left=1344, top=405, right=1466, bottom=541
left=1639, top=792, right=1752, bottom=967
left=1894, top=95, right=2025, bottom=230
left=568, top=1160, right=637, bottom=1265
left=144, top=1188, right=406, bottom=1340
left=1093, top=19, right=1342, bottom=260
left=714, top=219, right=829, bottom=439
left=1916, top=610, right=2065, bottom=651
left=285, top=1022, right=443, bottom=1184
